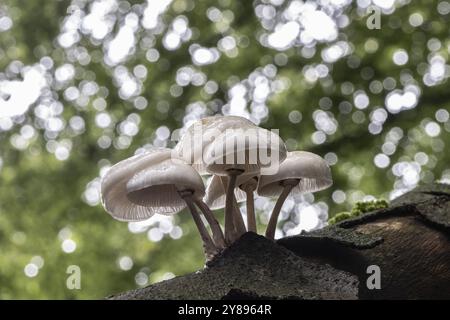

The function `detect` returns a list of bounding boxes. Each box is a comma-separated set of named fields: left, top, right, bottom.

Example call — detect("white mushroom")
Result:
left=100, top=148, right=172, bottom=221
left=258, top=151, right=332, bottom=240
left=204, top=125, right=287, bottom=243
left=173, top=115, right=256, bottom=174
left=102, top=117, right=321, bottom=258
left=126, top=158, right=225, bottom=260
left=203, top=127, right=286, bottom=175
left=204, top=175, right=248, bottom=211
left=204, top=174, right=259, bottom=233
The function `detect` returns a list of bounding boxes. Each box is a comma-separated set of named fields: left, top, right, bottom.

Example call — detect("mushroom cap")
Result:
left=173, top=115, right=257, bottom=174
left=257, top=151, right=332, bottom=197
left=101, top=148, right=172, bottom=221
left=203, top=174, right=256, bottom=210
left=204, top=126, right=287, bottom=176
left=126, top=158, right=205, bottom=215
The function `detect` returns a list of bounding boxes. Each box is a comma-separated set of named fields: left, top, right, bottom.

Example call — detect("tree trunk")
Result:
left=107, top=183, right=450, bottom=300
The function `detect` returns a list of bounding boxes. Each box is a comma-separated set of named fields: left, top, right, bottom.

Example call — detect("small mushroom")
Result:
left=203, top=175, right=248, bottom=210
left=204, top=125, right=287, bottom=243
left=100, top=148, right=172, bottom=221
left=258, top=151, right=332, bottom=240
left=204, top=174, right=258, bottom=233
left=126, top=158, right=225, bottom=260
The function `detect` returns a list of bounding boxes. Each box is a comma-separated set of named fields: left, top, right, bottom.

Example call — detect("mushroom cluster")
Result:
left=101, top=116, right=332, bottom=261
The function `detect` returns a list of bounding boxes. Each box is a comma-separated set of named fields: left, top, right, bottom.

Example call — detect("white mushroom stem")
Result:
left=232, top=197, right=247, bottom=236
left=219, top=176, right=236, bottom=243
left=223, top=169, right=244, bottom=243
left=179, top=191, right=217, bottom=260
left=241, top=183, right=256, bottom=233
left=265, top=179, right=299, bottom=240
left=193, top=198, right=226, bottom=249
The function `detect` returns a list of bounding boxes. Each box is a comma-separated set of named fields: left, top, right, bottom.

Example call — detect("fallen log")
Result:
left=108, top=183, right=450, bottom=300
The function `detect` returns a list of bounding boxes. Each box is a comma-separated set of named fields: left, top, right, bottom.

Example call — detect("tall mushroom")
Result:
left=204, top=125, right=287, bottom=243
left=258, top=151, right=332, bottom=240
left=125, top=158, right=225, bottom=260
left=173, top=115, right=256, bottom=174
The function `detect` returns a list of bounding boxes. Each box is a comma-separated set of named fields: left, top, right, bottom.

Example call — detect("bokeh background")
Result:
left=0, top=0, right=449, bottom=299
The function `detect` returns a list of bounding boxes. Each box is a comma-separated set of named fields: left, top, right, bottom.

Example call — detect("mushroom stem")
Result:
left=244, top=187, right=256, bottom=233
left=224, top=169, right=244, bottom=243
left=219, top=176, right=236, bottom=244
left=265, top=179, right=299, bottom=240
left=232, top=197, right=247, bottom=236
left=194, top=198, right=226, bottom=249
left=180, top=192, right=217, bottom=260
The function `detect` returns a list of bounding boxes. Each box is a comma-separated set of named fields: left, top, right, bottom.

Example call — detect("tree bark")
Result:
left=107, top=183, right=450, bottom=300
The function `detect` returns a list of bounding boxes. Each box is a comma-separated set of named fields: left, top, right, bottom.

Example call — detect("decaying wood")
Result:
left=108, top=183, right=450, bottom=300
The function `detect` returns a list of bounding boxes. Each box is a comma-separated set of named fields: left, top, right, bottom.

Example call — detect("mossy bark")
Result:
left=107, top=183, right=450, bottom=300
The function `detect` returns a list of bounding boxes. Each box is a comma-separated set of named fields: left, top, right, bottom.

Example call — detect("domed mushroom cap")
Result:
left=204, top=174, right=256, bottom=210
left=258, top=151, right=332, bottom=197
left=101, top=148, right=172, bottom=221
left=126, top=158, right=205, bottom=215
left=173, top=115, right=257, bottom=174
left=204, top=126, right=287, bottom=176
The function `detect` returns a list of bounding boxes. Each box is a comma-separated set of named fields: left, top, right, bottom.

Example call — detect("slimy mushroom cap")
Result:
left=204, top=126, right=287, bottom=176
left=174, top=116, right=256, bottom=174
left=101, top=148, right=172, bottom=221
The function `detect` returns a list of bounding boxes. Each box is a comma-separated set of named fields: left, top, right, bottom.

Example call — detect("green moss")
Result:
left=329, top=199, right=389, bottom=225
left=328, top=212, right=352, bottom=225
left=351, top=199, right=389, bottom=216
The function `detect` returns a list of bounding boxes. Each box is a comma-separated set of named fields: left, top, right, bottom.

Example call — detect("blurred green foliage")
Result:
left=0, top=0, right=449, bottom=298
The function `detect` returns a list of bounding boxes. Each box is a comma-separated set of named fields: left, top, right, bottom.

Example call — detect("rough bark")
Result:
left=107, top=183, right=450, bottom=300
